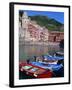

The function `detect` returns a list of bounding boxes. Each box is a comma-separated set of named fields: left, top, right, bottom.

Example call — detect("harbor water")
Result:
left=19, top=42, right=62, bottom=62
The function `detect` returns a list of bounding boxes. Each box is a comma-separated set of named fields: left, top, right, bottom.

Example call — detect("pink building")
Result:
left=28, top=24, right=49, bottom=42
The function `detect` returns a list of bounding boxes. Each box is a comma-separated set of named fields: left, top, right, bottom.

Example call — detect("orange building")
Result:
left=48, top=31, right=64, bottom=42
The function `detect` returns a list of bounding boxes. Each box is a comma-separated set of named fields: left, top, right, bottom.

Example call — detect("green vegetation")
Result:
left=29, top=15, right=64, bottom=32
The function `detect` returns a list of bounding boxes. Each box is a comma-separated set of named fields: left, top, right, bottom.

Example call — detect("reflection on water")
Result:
left=19, top=44, right=61, bottom=61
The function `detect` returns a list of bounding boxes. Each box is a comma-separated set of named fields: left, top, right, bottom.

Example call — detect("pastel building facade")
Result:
left=19, top=12, right=49, bottom=42
left=48, top=31, right=64, bottom=42
left=19, top=12, right=64, bottom=43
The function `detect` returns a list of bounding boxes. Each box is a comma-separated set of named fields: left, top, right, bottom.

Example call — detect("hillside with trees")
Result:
left=29, top=15, right=64, bottom=32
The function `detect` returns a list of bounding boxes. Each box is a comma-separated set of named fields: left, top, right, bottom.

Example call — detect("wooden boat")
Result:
left=39, top=55, right=64, bottom=65
left=19, top=62, right=53, bottom=78
left=55, top=52, right=64, bottom=56
left=19, top=55, right=64, bottom=78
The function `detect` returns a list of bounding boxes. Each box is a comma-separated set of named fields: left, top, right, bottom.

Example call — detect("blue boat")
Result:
left=30, top=54, right=64, bottom=77
left=43, top=55, right=64, bottom=61
left=31, top=61, right=63, bottom=71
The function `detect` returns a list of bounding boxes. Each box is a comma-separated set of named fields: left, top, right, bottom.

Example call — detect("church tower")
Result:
left=21, top=12, right=30, bottom=41
left=22, top=12, right=29, bottom=29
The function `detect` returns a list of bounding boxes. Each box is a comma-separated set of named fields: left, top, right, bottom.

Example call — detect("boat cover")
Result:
left=43, top=55, right=64, bottom=61
left=31, top=62, right=63, bottom=71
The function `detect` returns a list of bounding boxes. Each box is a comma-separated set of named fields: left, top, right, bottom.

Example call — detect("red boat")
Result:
left=19, top=61, right=54, bottom=78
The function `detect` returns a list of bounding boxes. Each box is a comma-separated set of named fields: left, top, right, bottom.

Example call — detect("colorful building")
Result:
left=19, top=12, right=64, bottom=43
left=19, top=12, right=49, bottom=42
left=48, top=31, right=64, bottom=42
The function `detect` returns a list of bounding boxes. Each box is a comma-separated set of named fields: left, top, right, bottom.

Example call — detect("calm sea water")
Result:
left=19, top=44, right=61, bottom=61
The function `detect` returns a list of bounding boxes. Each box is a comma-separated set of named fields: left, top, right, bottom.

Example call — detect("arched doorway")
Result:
left=54, top=36, right=56, bottom=42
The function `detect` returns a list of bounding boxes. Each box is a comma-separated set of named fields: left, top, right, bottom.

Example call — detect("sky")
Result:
left=22, top=10, right=64, bottom=24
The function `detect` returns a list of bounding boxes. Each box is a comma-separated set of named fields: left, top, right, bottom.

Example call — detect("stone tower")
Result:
left=21, top=12, right=30, bottom=41
left=22, top=12, right=29, bottom=29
